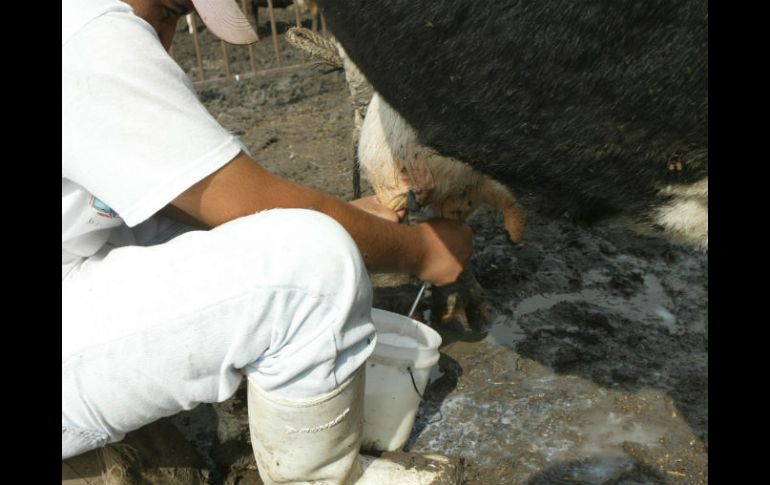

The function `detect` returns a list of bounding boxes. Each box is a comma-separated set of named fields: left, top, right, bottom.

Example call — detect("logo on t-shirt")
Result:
left=90, top=196, right=118, bottom=219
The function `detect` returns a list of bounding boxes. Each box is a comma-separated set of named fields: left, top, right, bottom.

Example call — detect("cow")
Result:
left=316, top=0, right=708, bottom=250
left=286, top=28, right=527, bottom=244
left=287, top=1, right=707, bottom=331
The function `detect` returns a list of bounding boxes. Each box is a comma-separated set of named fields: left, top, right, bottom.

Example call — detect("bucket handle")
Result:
left=407, top=366, right=444, bottom=426
left=407, top=366, right=423, bottom=400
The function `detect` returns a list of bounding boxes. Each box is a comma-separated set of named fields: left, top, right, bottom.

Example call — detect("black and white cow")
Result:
left=318, top=0, right=708, bottom=249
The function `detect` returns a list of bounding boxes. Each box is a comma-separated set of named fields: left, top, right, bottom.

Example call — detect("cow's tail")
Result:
left=286, top=27, right=342, bottom=68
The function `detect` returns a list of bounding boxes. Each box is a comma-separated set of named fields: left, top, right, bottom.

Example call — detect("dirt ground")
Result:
left=97, top=12, right=708, bottom=484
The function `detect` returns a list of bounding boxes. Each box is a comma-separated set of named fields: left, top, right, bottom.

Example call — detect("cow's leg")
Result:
left=430, top=268, right=490, bottom=335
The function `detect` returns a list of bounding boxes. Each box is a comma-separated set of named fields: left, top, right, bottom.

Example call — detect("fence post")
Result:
left=191, top=14, right=205, bottom=81
left=220, top=40, right=231, bottom=76
left=241, top=0, right=258, bottom=73
left=266, top=0, right=282, bottom=67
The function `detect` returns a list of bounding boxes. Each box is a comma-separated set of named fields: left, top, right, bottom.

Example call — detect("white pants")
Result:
left=62, top=209, right=376, bottom=459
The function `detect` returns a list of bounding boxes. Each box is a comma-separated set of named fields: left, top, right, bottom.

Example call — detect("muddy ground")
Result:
left=100, top=12, right=708, bottom=484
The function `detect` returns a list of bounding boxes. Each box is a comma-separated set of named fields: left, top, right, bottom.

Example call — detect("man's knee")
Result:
left=224, top=210, right=376, bottom=398
left=218, top=208, right=372, bottom=302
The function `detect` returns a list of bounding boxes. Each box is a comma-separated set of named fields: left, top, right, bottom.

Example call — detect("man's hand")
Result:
left=350, top=196, right=471, bottom=285
left=413, top=219, right=473, bottom=286
left=350, top=195, right=406, bottom=223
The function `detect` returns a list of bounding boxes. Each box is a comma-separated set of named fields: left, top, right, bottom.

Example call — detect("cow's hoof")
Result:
left=430, top=269, right=490, bottom=336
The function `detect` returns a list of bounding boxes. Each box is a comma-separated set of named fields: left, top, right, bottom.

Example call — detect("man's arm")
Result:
left=171, top=152, right=472, bottom=286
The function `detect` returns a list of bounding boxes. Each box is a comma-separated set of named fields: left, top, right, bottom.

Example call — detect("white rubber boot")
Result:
left=247, top=368, right=462, bottom=485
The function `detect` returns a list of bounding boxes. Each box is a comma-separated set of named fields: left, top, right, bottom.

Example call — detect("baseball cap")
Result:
left=191, top=0, right=258, bottom=45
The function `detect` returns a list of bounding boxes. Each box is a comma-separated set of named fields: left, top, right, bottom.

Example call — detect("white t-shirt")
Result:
left=62, top=0, right=245, bottom=279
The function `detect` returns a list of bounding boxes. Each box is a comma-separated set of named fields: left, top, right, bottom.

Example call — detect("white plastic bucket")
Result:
left=361, top=308, right=442, bottom=452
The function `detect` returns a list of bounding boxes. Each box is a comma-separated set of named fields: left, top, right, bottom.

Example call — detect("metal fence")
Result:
left=170, top=0, right=327, bottom=87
